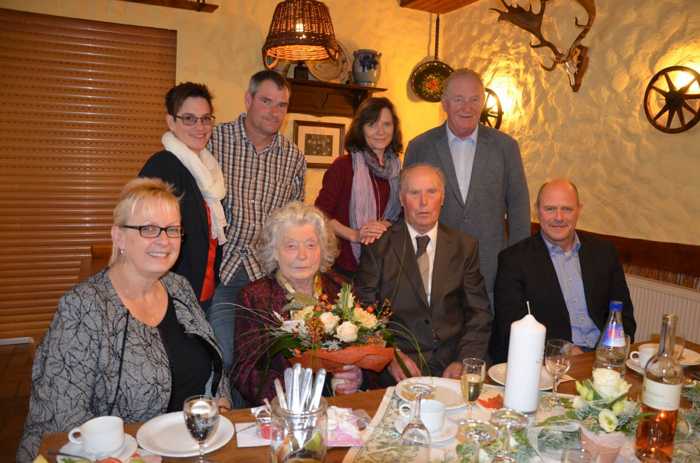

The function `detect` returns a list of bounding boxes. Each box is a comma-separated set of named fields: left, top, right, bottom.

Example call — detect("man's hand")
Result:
left=442, top=361, right=463, bottom=379
left=388, top=351, right=422, bottom=382
left=571, top=345, right=585, bottom=356
left=332, top=365, right=363, bottom=395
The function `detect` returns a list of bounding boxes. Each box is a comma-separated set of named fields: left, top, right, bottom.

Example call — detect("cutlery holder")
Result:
left=270, top=397, right=328, bottom=463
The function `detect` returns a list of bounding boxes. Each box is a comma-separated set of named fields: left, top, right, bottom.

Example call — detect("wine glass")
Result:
left=461, top=358, right=485, bottom=418
left=544, top=339, right=573, bottom=408
left=399, top=383, right=434, bottom=460
left=561, top=447, right=594, bottom=462
left=490, top=408, right=528, bottom=462
left=183, top=395, right=220, bottom=463
left=456, top=418, right=497, bottom=462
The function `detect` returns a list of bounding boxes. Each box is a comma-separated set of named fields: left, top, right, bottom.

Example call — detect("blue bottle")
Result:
left=594, top=301, right=627, bottom=374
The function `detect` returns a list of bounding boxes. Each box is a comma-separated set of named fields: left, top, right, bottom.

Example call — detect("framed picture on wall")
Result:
left=293, top=121, right=345, bottom=168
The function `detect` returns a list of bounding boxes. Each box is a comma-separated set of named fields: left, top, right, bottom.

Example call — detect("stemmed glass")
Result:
left=461, top=358, right=486, bottom=418
left=183, top=394, right=220, bottom=463
left=399, top=382, right=434, bottom=460
left=544, top=339, right=573, bottom=408
left=456, top=418, right=497, bottom=463
left=490, top=408, right=528, bottom=463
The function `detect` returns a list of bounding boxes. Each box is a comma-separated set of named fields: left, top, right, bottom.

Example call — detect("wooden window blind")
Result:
left=0, top=8, right=176, bottom=340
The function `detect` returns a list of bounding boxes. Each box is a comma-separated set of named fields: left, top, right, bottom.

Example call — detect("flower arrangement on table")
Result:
left=269, top=283, right=396, bottom=373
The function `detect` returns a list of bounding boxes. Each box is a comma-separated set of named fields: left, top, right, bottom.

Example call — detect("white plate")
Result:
left=394, top=415, right=457, bottom=443
left=641, top=344, right=700, bottom=366
left=58, top=433, right=137, bottom=463
left=487, top=363, right=553, bottom=391
left=307, top=40, right=351, bottom=83
left=136, top=412, right=234, bottom=457
left=396, top=377, right=465, bottom=410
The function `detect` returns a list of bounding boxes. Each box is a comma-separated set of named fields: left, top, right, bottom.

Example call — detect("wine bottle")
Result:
left=635, top=313, right=684, bottom=462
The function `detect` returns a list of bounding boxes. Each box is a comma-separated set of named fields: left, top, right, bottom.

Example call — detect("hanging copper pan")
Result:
left=410, top=14, right=453, bottom=102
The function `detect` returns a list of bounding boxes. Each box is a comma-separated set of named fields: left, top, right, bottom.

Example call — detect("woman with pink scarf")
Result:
left=315, top=97, right=402, bottom=278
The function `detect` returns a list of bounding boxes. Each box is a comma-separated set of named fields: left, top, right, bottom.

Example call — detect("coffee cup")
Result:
left=68, top=416, right=124, bottom=457
left=630, top=344, right=657, bottom=369
left=399, top=399, right=445, bottom=433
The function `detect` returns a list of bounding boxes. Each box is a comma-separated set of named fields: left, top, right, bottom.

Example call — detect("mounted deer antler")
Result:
left=491, top=0, right=596, bottom=92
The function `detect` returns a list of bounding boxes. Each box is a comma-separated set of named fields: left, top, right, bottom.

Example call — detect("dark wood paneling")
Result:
left=288, top=79, right=386, bottom=117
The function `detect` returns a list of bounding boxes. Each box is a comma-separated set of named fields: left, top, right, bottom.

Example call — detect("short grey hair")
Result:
left=442, top=68, right=484, bottom=101
left=256, top=201, right=338, bottom=275
left=399, top=163, right=446, bottom=194
left=248, top=70, right=291, bottom=96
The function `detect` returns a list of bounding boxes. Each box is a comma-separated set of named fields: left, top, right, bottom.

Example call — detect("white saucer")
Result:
left=626, top=358, right=644, bottom=375
left=58, top=434, right=137, bottom=463
left=394, top=415, right=457, bottom=443
left=487, top=363, right=553, bottom=390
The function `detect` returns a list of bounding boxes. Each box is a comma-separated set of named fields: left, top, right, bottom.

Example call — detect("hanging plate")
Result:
left=306, top=41, right=352, bottom=83
left=410, top=60, right=454, bottom=102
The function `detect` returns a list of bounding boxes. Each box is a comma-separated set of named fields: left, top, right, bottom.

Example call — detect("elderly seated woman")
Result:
left=17, top=178, right=231, bottom=463
left=233, top=201, right=363, bottom=405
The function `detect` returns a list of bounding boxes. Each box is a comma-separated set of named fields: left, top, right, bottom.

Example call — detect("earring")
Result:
left=119, top=248, right=125, bottom=255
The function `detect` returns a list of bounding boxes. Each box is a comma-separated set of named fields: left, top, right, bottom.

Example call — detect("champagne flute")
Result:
left=399, top=383, right=434, bottom=460
left=461, top=358, right=486, bottom=418
left=183, top=395, right=220, bottom=463
left=544, top=339, right=573, bottom=408
left=456, top=418, right=497, bottom=463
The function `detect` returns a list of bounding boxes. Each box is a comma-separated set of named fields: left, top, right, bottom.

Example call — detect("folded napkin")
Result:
left=235, top=422, right=269, bottom=448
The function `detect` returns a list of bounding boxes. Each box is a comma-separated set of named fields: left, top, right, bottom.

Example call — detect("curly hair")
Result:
left=256, top=201, right=338, bottom=275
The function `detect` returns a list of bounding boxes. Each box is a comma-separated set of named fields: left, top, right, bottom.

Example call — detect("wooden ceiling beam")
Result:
left=117, top=0, right=219, bottom=13
left=399, top=0, right=481, bottom=14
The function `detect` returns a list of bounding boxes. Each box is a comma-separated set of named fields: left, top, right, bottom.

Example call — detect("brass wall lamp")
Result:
left=644, top=65, right=700, bottom=133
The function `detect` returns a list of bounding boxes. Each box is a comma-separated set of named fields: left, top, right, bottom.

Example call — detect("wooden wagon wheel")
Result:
left=643, top=65, right=700, bottom=133
left=480, top=87, right=503, bottom=129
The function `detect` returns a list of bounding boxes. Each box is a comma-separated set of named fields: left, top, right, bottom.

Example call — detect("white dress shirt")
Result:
left=446, top=124, right=478, bottom=202
left=406, top=222, right=438, bottom=303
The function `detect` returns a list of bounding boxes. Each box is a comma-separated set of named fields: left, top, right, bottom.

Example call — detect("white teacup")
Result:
left=68, top=416, right=124, bottom=457
left=630, top=344, right=657, bottom=369
left=399, top=399, right=445, bottom=433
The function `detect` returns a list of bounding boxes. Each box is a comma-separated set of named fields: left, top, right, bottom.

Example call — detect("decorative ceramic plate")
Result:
left=395, top=376, right=464, bottom=410
left=488, top=363, right=554, bottom=391
left=410, top=60, right=453, bottom=102
left=307, top=40, right=351, bottom=83
left=137, top=412, right=234, bottom=457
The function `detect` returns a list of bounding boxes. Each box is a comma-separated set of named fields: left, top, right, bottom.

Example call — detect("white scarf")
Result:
left=161, top=131, right=227, bottom=244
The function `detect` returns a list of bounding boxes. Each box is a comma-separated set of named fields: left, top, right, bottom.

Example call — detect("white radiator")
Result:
left=626, top=274, right=700, bottom=344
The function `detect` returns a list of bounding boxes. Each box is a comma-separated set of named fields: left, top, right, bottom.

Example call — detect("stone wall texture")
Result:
left=3, top=0, right=698, bottom=245
left=442, top=0, right=700, bottom=245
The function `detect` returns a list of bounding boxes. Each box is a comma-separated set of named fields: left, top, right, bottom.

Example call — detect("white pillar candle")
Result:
left=504, top=314, right=546, bottom=413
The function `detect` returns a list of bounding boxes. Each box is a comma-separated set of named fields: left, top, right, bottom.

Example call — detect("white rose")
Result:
left=291, top=306, right=314, bottom=321
left=335, top=321, right=359, bottom=343
left=598, top=409, right=619, bottom=433
left=353, top=307, right=378, bottom=329
left=572, top=396, right=587, bottom=410
left=319, top=312, right=340, bottom=334
left=592, top=368, right=631, bottom=400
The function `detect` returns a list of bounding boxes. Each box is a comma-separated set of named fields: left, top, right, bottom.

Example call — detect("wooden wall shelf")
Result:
left=399, top=0, right=480, bottom=14
left=287, top=79, right=386, bottom=118
left=118, top=0, right=219, bottom=13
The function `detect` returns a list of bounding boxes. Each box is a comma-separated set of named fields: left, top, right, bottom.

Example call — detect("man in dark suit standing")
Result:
left=490, top=179, right=635, bottom=363
left=355, top=164, right=492, bottom=381
left=404, top=68, right=530, bottom=306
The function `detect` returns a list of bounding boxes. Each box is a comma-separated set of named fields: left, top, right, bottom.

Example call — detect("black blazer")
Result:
left=490, top=233, right=635, bottom=363
left=354, top=221, right=492, bottom=375
left=139, top=150, right=221, bottom=302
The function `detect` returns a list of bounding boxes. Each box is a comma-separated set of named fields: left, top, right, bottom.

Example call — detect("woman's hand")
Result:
left=217, top=397, right=232, bottom=413
left=332, top=365, right=363, bottom=395
left=357, top=220, right=389, bottom=245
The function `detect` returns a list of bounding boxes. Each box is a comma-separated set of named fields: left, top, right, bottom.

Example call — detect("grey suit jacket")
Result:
left=354, top=221, right=492, bottom=375
left=404, top=123, right=530, bottom=302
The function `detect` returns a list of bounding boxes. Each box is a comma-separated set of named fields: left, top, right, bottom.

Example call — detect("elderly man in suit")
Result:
left=490, top=179, right=635, bottom=363
left=404, top=68, right=530, bottom=305
left=355, top=164, right=492, bottom=381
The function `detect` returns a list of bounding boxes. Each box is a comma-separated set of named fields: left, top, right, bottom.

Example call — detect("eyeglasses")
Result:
left=121, top=224, right=183, bottom=239
left=174, top=114, right=216, bottom=126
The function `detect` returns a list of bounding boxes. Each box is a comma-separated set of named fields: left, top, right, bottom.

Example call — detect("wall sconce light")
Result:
left=643, top=65, right=700, bottom=133
left=262, top=0, right=338, bottom=63
left=481, top=88, right=503, bottom=129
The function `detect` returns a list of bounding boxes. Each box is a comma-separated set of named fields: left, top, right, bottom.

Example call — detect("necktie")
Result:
left=416, top=235, right=430, bottom=295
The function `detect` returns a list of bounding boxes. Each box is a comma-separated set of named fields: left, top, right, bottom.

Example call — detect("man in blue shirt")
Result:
left=489, top=179, right=635, bottom=363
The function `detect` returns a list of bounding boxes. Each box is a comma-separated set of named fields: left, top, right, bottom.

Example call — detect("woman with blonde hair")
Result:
left=17, top=178, right=230, bottom=462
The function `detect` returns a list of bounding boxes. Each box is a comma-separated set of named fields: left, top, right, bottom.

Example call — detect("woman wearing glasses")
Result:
left=17, top=178, right=231, bottom=462
left=139, top=82, right=226, bottom=311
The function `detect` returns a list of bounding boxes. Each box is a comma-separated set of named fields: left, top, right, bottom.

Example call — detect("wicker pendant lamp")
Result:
left=262, top=0, right=338, bottom=62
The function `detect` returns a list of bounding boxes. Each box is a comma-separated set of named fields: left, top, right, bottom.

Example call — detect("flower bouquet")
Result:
left=271, top=283, right=395, bottom=373
left=541, top=368, right=639, bottom=463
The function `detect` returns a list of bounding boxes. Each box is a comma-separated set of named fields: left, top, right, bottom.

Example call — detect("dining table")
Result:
left=38, top=340, right=700, bottom=462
